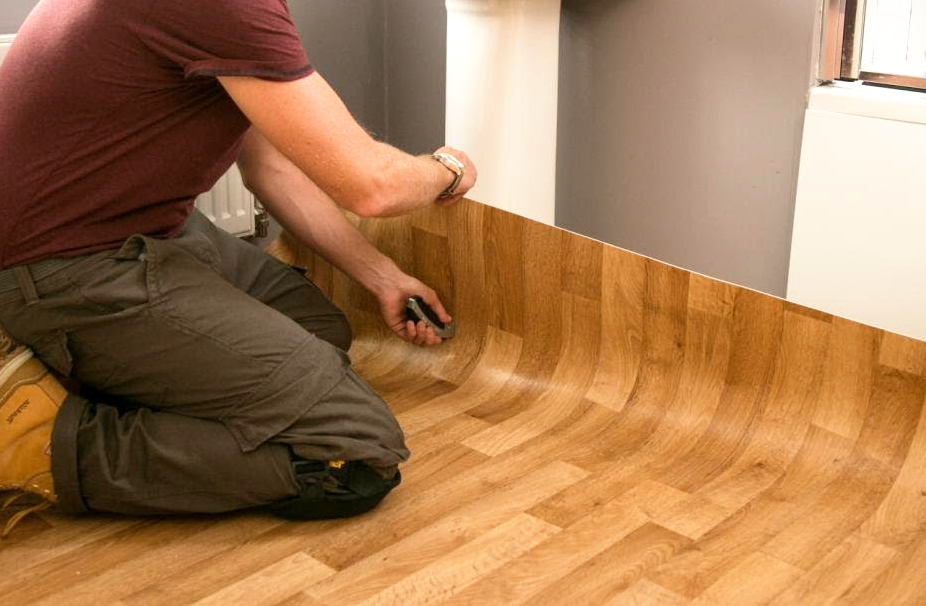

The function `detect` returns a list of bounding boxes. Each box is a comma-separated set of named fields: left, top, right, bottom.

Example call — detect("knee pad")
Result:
left=267, top=459, right=400, bottom=520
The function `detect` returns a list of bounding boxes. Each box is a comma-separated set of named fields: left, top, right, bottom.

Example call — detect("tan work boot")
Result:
left=0, top=329, right=66, bottom=536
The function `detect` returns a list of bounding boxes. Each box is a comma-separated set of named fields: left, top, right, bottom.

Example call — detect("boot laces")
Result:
left=1, top=492, right=52, bottom=538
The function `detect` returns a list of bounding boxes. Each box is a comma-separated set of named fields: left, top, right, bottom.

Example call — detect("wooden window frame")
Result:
left=821, top=0, right=926, bottom=90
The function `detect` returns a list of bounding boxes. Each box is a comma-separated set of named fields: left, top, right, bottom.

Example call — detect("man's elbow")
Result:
left=348, top=196, right=392, bottom=218
left=239, top=172, right=257, bottom=196
left=339, top=175, right=394, bottom=218
left=236, top=156, right=263, bottom=197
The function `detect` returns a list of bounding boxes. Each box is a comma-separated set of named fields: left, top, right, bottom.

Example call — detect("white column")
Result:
left=445, top=0, right=562, bottom=225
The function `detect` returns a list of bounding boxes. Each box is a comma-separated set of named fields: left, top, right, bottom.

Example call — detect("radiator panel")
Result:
left=0, top=34, right=14, bottom=64
left=194, top=164, right=256, bottom=237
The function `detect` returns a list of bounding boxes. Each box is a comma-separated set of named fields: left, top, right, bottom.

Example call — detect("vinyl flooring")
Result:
left=3, top=199, right=926, bottom=605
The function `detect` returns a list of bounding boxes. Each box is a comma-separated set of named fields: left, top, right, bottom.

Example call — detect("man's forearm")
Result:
left=238, top=130, right=402, bottom=295
left=219, top=73, right=474, bottom=218
left=367, top=142, right=455, bottom=217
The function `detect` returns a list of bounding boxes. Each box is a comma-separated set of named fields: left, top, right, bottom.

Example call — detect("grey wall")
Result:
left=383, top=0, right=447, bottom=154
left=291, top=1, right=387, bottom=137
left=291, top=0, right=446, bottom=153
left=556, top=0, right=819, bottom=296
left=0, top=0, right=38, bottom=33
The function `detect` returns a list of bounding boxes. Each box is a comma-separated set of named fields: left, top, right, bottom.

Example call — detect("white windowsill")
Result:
left=810, top=81, right=926, bottom=125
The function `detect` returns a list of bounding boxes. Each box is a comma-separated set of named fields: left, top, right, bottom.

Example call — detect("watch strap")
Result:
left=432, top=152, right=464, bottom=199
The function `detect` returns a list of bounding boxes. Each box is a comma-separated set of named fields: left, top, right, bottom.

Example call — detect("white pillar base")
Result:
left=445, top=0, right=561, bottom=225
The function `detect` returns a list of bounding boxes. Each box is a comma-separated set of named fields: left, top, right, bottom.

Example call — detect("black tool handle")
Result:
left=406, top=296, right=456, bottom=339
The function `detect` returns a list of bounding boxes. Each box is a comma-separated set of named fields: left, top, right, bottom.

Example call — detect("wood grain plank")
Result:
left=396, top=327, right=522, bottom=435
left=585, top=246, right=645, bottom=409
left=304, top=461, right=587, bottom=604
left=8, top=517, right=282, bottom=605
left=605, top=580, right=690, bottom=606
left=645, top=424, right=857, bottom=599
left=124, top=524, right=339, bottom=606
left=442, top=488, right=660, bottom=605
left=691, top=551, right=802, bottom=605
left=811, top=318, right=880, bottom=440
left=192, top=552, right=335, bottom=606
left=462, top=294, right=601, bottom=456
left=844, top=528, right=926, bottom=604
left=520, top=523, right=691, bottom=605
left=858, top=391, right=926, bottom=548
left=350, top=514, right=559, bottom=606
left=768, top=534, right=898, bottom=605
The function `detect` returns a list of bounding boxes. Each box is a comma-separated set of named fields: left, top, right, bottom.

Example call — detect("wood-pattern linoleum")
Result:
left=3, top=199, right=926, bottom=605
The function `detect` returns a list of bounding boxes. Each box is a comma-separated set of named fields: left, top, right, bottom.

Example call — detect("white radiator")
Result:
left=0, top=34, right=14, bottom=64
left=1, top=32, right=256, bottom=238
left=194, top=164, right=257, bottom=237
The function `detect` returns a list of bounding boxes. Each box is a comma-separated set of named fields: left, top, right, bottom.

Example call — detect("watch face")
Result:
left=436, top=153, right=464, bottom=173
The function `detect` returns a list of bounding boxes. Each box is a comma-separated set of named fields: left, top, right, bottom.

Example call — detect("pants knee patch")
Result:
left=267, top=459, right=400, bottom=520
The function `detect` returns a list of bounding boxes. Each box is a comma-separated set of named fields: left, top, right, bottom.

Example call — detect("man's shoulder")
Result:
left=152, top=0, right=291, bottom=14
left=146, top=0, right=297, bottom=36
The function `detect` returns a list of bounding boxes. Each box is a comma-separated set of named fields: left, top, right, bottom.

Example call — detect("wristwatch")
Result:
left=432, top=152, right=465, bottom=199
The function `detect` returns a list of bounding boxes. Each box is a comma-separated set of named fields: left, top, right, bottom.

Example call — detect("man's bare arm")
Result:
left=220, top=72, right=476, bottom=217
left=237, top=129, right=450, bottom=346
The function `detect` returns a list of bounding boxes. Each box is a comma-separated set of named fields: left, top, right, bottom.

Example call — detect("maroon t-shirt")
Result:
left=0, top=0, right=313, bottom=269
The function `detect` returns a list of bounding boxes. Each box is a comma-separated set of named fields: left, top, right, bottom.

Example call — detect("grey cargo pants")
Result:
left=0, top=210, right=409, bottom=515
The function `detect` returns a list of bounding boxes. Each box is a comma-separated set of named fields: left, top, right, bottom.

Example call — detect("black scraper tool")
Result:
left=406, top=296, right=455, bottom=339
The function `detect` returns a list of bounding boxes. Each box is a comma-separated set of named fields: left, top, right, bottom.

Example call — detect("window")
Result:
left=822, top=0, right=926, bottom=90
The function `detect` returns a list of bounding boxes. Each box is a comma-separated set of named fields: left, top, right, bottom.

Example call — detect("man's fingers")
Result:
left=436, top=193, right=465, bottom=207
left=398, top=318, right=443, bottom=347
left=413, top=320, right=427, bottom=346
left=404, top=319, right=417, bottom=342
left=421, top=323, right=442, bottom=346
left=423, top=293, right=452, bottom=324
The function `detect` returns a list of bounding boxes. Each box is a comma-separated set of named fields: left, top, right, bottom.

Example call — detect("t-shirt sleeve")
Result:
left=140, top=0, right=313, bottom=82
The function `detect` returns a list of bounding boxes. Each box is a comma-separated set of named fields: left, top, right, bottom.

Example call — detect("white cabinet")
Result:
left=788, top=85, right=926, bottom=340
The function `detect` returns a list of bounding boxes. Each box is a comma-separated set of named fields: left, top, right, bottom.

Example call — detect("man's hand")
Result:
left=375, top=273, right=452, bottom=347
